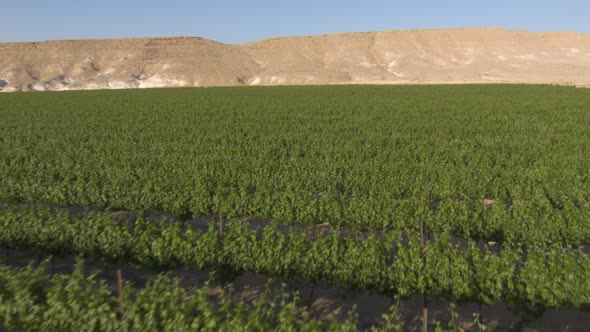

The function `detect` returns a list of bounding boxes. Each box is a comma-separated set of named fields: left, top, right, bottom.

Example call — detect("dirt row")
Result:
left=3, top=249, right=590, bottom=331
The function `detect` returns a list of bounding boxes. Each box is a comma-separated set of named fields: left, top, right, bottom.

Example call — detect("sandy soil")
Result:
left=1, top=28, right=590, bottom=91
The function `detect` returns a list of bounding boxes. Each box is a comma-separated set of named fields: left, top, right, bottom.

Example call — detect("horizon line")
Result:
left=1, top=26, right=589, bottom=45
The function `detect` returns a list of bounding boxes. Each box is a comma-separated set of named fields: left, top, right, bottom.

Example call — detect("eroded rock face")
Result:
left=1, top=28, right=590, bottom=92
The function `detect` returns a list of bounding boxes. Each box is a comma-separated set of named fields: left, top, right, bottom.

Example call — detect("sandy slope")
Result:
left=1, top=28, right=590, bottom=92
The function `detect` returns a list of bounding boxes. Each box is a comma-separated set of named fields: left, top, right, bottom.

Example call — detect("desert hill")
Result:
left=1, top=28, right=590, bottom=92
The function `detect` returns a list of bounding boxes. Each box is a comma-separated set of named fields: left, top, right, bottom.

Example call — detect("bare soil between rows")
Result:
left=2, top=247, right=590, bottom=331
left=3, top=202, right=590, bottom=330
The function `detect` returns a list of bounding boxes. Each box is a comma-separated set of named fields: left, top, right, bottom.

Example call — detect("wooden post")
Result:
left=420, top=179, right=432, bottom=332
left=219, top=210, right=224, bottom=241
left=117, top=267, right=125, bottom=320
left=218, top=210, right=225, bottom=289
left=420, top=216, right=428, bottom=332
left=50, top=256, right=55, bottom=277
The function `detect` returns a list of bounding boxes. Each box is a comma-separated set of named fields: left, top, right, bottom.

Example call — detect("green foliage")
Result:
left=1, top=85, right=589, bottom=245
left=1, top=207, right=590, bottom=309
left=1, top=85, right=590, bottom=323
left=0, top=261, right=363, bottom=331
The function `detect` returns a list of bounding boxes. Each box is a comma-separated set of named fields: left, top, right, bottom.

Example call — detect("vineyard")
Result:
left=1, top=84, right=590, bottom=330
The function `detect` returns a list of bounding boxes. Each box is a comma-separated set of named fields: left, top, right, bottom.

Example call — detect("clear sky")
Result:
left=1, top=1, right=588, bottom=44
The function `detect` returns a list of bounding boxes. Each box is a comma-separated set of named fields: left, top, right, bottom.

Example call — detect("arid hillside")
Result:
left=1, top=28, right=590, bottom=91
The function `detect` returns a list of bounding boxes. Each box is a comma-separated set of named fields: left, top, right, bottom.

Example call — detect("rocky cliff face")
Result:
left=2, top=28, right=590, bottom=92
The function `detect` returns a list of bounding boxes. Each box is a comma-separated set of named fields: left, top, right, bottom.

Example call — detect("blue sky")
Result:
left=1, top=1, right=588, bottom=43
